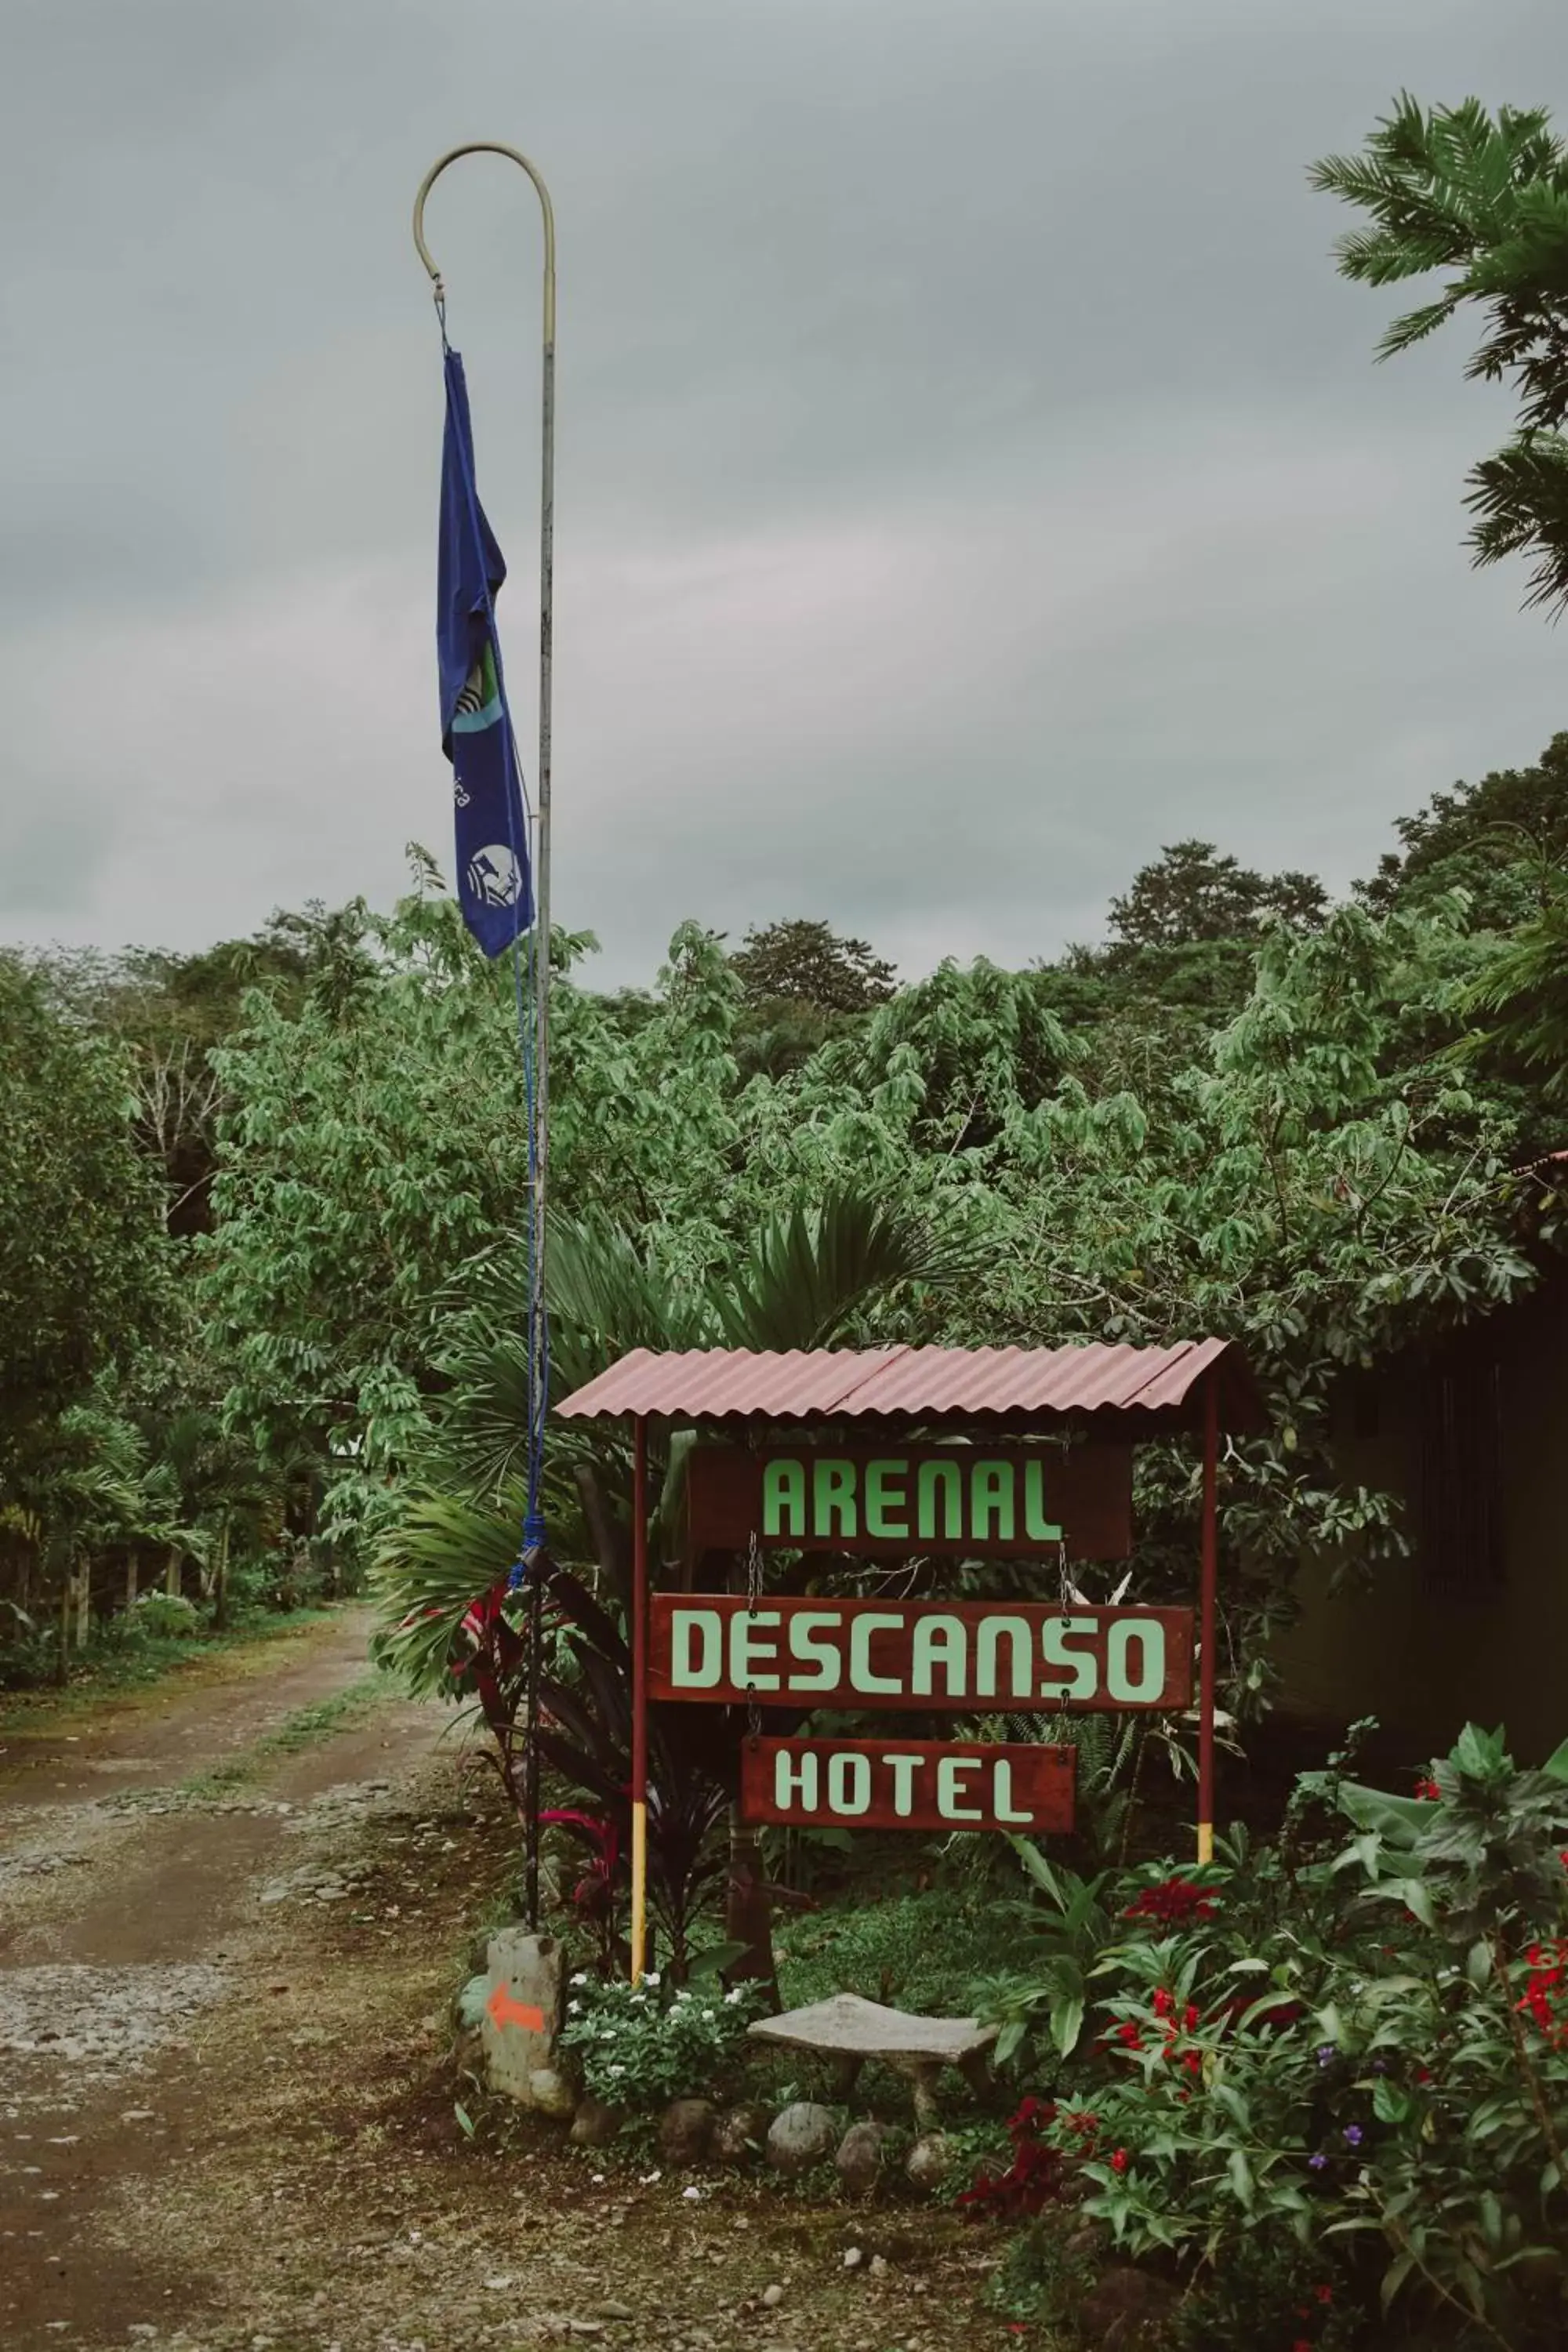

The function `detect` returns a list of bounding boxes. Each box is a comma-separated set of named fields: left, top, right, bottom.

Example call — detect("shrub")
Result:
left=135, top=1591, right=201, bottom=1639
left=978, top=1722, right=1568, bottom=2347
left=558, top=1969, right=767, bottom=2112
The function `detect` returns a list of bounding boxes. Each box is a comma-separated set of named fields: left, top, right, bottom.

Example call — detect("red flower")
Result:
left=1122, top=1875, right=1218, bottom=1924
left=1152, top=1987, right=1175, bottom=2019
left=1414, top=1777, right=1441, bottom=1801
left=1109, top=2148, right=1129, bottom=2173
left=1116, top=2022, right=1143, bottom=2049
left=1183, top=2049, right=1203, bottom=2075
left=1293, top=2340, right=1312, bottom=2352
left=1314, top=2283, right=1332, bottom=2304
left=1182, top=2002, right=1200, bottom=2031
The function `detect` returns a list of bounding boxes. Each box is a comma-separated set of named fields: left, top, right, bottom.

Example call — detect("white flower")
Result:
left=644, top=1971, right=661, bottom=1987
left=609, top=2063, right=625, bottom=2076
left=724, top=1986, right=746, bottom=2005
left=570, top=1973, right=587, bottom=1988
left=567, top=2001, right=580, bottom=2016
left=702, top=2009, right=716, bottom=2021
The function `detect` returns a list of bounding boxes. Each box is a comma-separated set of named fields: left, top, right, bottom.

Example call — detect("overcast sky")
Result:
left=2, top=1, right=1563, bottom=989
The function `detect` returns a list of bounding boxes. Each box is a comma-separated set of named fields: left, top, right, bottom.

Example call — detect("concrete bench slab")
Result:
left=747, top=1992, right=996, bottom=2125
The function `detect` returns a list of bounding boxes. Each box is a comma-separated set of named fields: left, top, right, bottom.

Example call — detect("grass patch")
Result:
left=176, top=1671, right=394, bottom=1798
left=0, top=1609, right=339, bottom=1732
left=775, top=1883, right=1020, bottom=2016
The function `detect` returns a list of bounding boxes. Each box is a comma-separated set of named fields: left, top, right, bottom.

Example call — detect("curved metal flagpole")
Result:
left=414, top=144, right=556, bottom=1930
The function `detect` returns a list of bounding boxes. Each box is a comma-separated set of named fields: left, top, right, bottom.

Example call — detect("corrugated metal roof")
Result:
left=554, top=1339, right=1265, bottom=1433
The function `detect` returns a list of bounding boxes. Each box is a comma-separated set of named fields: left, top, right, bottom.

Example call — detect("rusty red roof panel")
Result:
left=554, top=1339, right=1264, bottom=1432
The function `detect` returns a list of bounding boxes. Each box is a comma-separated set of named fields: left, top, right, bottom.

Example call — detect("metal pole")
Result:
left=412, top=140, right=555, bottom=1502
left=630, top=1417, right=650, bottom=1981
left=1197, top=1373, right=1218, bottom=1867
left=413, top=141, right=557, bottom=1909
left=524, top=1564, right=543, bottom=1926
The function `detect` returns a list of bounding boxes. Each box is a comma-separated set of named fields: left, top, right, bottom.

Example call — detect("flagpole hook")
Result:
left=414, top=140, right=557, bottom=1937
left=412, top=143, right=557, bottom=342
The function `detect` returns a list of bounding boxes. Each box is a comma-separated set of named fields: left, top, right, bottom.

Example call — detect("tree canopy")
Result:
left=1312, top=93, right=1568, bottom=615
left=0, top=953, right=171, bottom=1485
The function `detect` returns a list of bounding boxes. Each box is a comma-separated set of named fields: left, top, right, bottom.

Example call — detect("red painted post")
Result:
left=1197, top=1371, right=1218, bottom=1865
left=630, top=1414, right=649, bottom=1979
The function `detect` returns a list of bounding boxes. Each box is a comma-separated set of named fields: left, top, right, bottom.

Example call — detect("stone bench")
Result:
left=747, top=1991, right=996, bottom=2128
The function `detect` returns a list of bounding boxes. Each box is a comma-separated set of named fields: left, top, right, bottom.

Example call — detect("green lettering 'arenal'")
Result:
left=757, top=1453, right=1066, bottom=1544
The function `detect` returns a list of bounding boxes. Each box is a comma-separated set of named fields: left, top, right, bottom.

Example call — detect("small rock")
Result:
left=835, top=2119, right=892, bottom=2200
left=659, top=2097, right=717, bottom=2165
left=761, top=2285, right=785, bottom=2308
left=869, top=2254, right=888, bottom=2278
left=596, top=2302, right=634, bottom=2323
left=765, top=2100, right=837, bottom=2177
left=843, top=2246, right=863, bottom=2270
left=528, top=2067, right=576, bottom=2119
left=711, top=2103, right=771, bottom=2163
left=569, top=2096, right=623, bottom=2148
left=905, top=2132, right=952, bottom=2193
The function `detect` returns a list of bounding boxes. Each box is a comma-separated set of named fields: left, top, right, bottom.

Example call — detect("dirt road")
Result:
left=0, top=1612, right=1018, bottom=2352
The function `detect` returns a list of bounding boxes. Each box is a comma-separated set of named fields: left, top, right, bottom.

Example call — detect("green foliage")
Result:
left=1312, top=92, right=1568, bottom=615
left=0, top=955, right=172, bottom=1481
left=728, top=917, right=896, bottom=1013
left=979, top=1724, right=1568, bottom=2347
left=558, top=1969, right=767, bottom=2112
left=775, top=1886, right=1020, bottom=2020
left=134, top=1591, right=200, bottom=1639
left=1358, top=731, right=1568, bottom=931
left=1107, top=839, right=1328, bottom=951
left=1456, top=892, right=1568, bottom=1104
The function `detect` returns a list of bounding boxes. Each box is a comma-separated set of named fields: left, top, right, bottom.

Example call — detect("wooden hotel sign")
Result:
left=741, top=1736, right=1076, bottom=1834
left=688, top=1443, right=1132, bottom=1562
left=649, top=1595, right=1192, bottom=1713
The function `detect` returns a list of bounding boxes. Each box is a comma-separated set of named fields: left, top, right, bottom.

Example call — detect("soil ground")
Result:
left=0, top=1610, right=1025, bottom=2352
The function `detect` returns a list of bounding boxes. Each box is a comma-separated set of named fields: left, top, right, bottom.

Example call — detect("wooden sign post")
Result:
left=554, top=1349, right=1250, bottom=1976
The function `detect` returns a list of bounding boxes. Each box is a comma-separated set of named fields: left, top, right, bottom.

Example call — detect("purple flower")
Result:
left=1343, top=2125, right=1363, bottom=2147
left=1370, top=2057, right=1390, bottom=2074
left=1316, top=2045, right=1335, bottom=2067
left=1308, top=2154, right=1328, bottom=2171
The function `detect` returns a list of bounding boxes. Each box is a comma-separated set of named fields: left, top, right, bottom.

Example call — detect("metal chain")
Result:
left=744, top=1530, right=764, bottom=1740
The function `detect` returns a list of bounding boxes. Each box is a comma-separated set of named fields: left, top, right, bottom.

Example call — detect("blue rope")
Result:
left=441, top=314, right=550, bottom=1584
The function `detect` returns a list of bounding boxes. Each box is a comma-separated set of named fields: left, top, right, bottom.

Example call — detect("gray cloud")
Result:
left=2, top=0, right=1563, bottom=985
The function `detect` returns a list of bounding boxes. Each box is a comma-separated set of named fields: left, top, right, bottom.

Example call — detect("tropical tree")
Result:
left=0, top=953, right=171, bottom=1490
left=1106, top=840, right=1328, bottom=951
left=1312, top=93, right=1568, bottom=613
left=1357, top=731, right=1568, bottom=929
left=1454, top=891, right=1568, bottom=1105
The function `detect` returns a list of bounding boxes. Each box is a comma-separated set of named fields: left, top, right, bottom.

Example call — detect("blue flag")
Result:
left=437, top=348, right=534, bottom=956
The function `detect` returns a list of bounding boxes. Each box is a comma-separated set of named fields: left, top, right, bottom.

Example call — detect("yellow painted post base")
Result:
left=630, top=1800, right=648, bottom=1981
left=1196, top=1821, right=1214, bottom=1866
